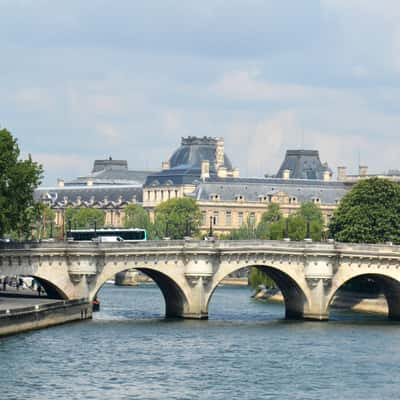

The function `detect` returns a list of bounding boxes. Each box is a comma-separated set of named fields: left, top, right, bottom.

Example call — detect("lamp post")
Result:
left=165, top=218, right=170, bottom=239
left=284, top=218, right=289, bottom=241
left=306, top=217, right=311, bottom=241
left=209, top=216, right=214, bottom=238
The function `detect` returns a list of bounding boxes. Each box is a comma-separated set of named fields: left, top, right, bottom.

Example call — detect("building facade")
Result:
left=36, top=136, right=397, bottom=235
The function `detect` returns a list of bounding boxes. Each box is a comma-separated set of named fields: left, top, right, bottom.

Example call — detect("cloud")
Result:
left=30, top=152, right=90, bottom=183
left=96, top=122, right=122, bottom=142
left=13, top=88, right=54, bottom=111
left=1, top=0, right=400, bottom=186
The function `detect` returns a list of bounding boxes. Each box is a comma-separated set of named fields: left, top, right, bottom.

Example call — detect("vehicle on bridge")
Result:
left=67, top=228, right=147, bottom=242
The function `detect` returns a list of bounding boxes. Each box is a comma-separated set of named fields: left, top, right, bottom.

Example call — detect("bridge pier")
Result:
left=181, top=276, right=209, bottom=319
left=303, top=277, right=330, bottom=321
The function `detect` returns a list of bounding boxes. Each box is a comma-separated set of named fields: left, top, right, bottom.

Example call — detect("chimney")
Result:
left=57, top=178, right=64, bottom=188
left=215, top=138, right=224, bottom=169
left=337, top=166, right=347, bottom=181
left=162, top=161, right=170, bottom=170
left=217, top=167, right=227, bottom=178
left=359, top=165, right=368, bottom=177
left=323, top=170, right=331, bottom=182
left=201, top=160, right=210, bottom=180
left=283, top=169, right=290, bottom=180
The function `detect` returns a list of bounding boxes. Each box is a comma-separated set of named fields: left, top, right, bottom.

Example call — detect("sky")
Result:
left=1, top=0, right=400, bottom=185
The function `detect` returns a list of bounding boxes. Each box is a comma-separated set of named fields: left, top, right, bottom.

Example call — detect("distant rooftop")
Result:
left=275, top=150, right=332, bottom=180
left=92, top=157, right=128, bottom=173
left=58, top=157, right=156, bottom=187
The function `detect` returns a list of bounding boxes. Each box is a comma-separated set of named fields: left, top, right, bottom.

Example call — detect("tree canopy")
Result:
left=329, top=178, right=400, bottom=244
left=123, top=204, right=151, bottom=230
left=154, top=198, right=201, bottom=239
left=65, top=208, right=105, bottom=230
left=227, top=202, right=324, bottom=241
left=0, top=128, right=43, bottom=238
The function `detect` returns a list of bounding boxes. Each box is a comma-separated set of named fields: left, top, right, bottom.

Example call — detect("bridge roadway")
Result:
left=2, top=240, right=400, bottom=320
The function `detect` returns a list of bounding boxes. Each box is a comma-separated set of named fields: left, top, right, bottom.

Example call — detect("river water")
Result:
left=1, top=284, right=400, bottom=400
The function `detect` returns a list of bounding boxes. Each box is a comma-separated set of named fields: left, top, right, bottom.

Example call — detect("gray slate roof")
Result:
left=67, top=169, right=154, bottom=186
left=275, top=150, right=332, bottom=180
left=194, top=177, right=349, bottom=205
left=35, top=185, right=143, bottom=205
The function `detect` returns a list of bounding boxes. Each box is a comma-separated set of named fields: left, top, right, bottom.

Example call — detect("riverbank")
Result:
left=254, top=288, right=388, bottom=315
left=0, top=294, right=92, bottom=337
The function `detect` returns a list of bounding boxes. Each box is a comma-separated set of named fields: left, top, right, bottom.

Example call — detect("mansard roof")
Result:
left=169, top=136, right=232, bottom=172
left=193, top=177, right=348, bottom=205
left=64, top=157, right=155, bottom=186
left=275, top=150, right=332, bottom=180
left=35, top=185, right=143, bottom=205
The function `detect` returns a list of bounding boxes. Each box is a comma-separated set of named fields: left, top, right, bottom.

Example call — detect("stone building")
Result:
left=143, top=138, right=349, bottom=234
left=36, top=136, right=397, bottom=235
left=35, top=158, right=155, bottom=228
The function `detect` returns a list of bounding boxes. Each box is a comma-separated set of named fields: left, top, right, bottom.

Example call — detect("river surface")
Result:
left=1, top=284, right=400, bottom=400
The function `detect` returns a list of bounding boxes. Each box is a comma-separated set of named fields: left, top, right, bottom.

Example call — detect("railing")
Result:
left=1, top=239, right=400, bottom=253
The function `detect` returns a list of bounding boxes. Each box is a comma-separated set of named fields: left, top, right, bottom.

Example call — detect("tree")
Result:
left=0, top=129, right=43, bottom=238
left=287, top=202, right=324, bottom=241
left=123, top=204, right=150, bottom=230
left=256, top=204, right=283, bottom=239
left=230, top=216, right=258, bottom=240
left=65, top=208, right=105, bottom=230
left=154, top=198, right=202, bottom=239
left=248, top=268, right=276, bottom=289
left=329, top=178, right=400, bottom=244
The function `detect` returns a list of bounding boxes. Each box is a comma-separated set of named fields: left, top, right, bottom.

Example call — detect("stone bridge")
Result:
left=2, top=240, right=400, bottom=320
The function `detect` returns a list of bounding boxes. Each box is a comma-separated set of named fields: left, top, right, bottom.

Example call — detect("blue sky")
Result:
left=1, top=0, right=400, bottom=185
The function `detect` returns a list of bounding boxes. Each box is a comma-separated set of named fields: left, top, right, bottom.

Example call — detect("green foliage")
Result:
left=65, top=208, right=105, bottom=229
left=0, top=128, right=43, bottom=238
left=248, top=268, right=276, bottom=289
left=256, top=204, right=283, bottom=239
left=123, top=204, right=150, bottom=230
left=287, top=202, right=324, bottom=241
left=226, top=202, right=324, bottom=241
left=154, top=198, right=201, bottom=239
left=229, top=216, right=257, bottom=240
left=329, top=178, right=400, bottom=244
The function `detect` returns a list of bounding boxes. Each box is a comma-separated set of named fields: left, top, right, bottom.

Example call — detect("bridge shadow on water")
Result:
left=92, top=283, right=400, bottom=330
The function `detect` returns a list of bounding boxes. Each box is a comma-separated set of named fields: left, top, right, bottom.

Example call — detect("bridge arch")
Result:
left=206, top=263, right=311, bottom=319
left=327, top=272, right=400, bottom=320
left=91, top=265, right=191, bottom=319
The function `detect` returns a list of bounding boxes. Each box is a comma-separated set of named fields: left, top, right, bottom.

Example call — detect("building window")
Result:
left=161, top=190, right=164, bottom=201
left=213, top=211, right=219, bottom=226
left=226, top=210, right=232, bottom=226
left=249, top=212, right=256, bottom=225
left=175, top=190, right=178, bottom=198
left=238, top=212, right=244, bottom=226
left=147, top=191, right=151, bottom=201
left=202, top=211, right=207, bottom=225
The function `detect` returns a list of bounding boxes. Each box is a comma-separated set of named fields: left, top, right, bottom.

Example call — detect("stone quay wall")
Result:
left=0, top=299, right=92, bottom=337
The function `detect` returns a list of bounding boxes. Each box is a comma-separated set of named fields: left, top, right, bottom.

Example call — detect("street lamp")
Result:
left=306, top=217, right=311, bottom=241
left=284, top=218, right=289, bottom=241
left=165, top=218, right=170, bottom=239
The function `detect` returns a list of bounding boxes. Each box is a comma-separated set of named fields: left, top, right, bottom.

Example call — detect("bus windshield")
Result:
left=67, top=229, right=147, bottom=241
